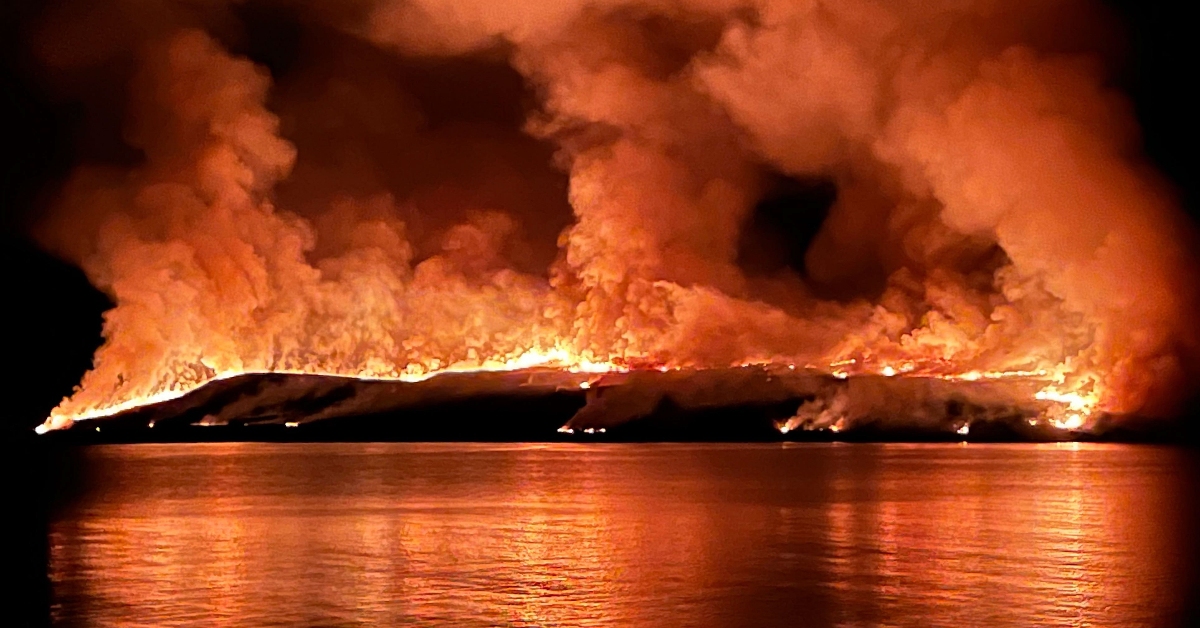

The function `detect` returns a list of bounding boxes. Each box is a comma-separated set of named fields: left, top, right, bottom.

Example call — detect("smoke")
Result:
left=28, top=0, right=1199, bottom=425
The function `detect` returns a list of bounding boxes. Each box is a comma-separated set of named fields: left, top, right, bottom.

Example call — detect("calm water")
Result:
left=49, top=443, right=1198, bottom=627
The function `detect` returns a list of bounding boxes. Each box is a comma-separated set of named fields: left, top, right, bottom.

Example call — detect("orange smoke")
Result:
left=31, top=0, right=1198, bottom=432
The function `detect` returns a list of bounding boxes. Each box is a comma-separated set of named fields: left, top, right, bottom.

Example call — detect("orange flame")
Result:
left=34, top=6, right=1194, bottom=434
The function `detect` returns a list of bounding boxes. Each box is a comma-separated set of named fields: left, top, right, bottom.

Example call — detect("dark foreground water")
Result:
left=47, top=443, right=1199, bottom=627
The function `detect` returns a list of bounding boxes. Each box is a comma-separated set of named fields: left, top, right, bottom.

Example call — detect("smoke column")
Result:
left=29, top=0, right=1199, bottom=429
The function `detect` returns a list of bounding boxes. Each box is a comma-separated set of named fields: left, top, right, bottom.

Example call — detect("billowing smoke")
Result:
left=29, top=0, right=1199, bottom=428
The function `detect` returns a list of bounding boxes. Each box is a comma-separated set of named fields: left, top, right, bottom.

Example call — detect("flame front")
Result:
left=43, top=330, right=1104, bottom=434
left=34, top=1, right=1198, bottom=433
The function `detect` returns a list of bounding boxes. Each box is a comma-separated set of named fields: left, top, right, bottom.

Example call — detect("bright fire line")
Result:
left=38, top=349, right=1101, bottom=434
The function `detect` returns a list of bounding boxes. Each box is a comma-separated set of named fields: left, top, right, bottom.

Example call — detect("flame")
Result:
left=33, top=10, right=1189, bottom=436
left=42, top=342, right=628, bottom=430
left=41, top=341, right=1105, bottom=434
left=1034, top=385, right=1100, bottom=431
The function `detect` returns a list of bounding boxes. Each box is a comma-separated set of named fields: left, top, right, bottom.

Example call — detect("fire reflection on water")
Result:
left=49, top=443, right=1192, bottom=627
left=818, top=444, right=1144, bottom=627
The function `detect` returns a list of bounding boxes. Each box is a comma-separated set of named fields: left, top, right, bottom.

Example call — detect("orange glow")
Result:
left=42, top=341, right=1106, bottom=434
left=35, top=6, right=1194, bottom=435
left=42, top=343, right=630, bottom=431
left=49, top=442, right=1185, bottom=625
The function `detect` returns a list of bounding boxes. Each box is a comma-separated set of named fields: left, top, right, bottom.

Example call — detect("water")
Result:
left=48, top=443, right=1198, bottom=627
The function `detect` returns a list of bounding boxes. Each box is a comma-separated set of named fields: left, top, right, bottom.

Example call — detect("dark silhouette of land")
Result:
left=36, top=369, right=1199, bottom=445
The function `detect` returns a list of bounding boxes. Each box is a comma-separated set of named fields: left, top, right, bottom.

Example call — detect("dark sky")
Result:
left=0, top=0, right=1196, bottom=433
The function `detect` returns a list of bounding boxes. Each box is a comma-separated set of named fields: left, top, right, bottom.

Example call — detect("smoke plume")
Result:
left=29, top=0, right=1199, bottom=428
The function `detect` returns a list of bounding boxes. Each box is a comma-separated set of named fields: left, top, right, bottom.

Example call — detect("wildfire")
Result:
left=1034, top=386, right=1099, bottom=431
left=30, top=2, right=1192, bottom=436
left=39, top=338, right=1106, bottom=435
left=39, top=343, right=630, bottom=433
left=763, top=356, right=1104, bottom=437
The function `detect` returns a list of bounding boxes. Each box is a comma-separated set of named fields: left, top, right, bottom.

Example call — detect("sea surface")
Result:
left=47, top=442, right=1199, bottom=627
